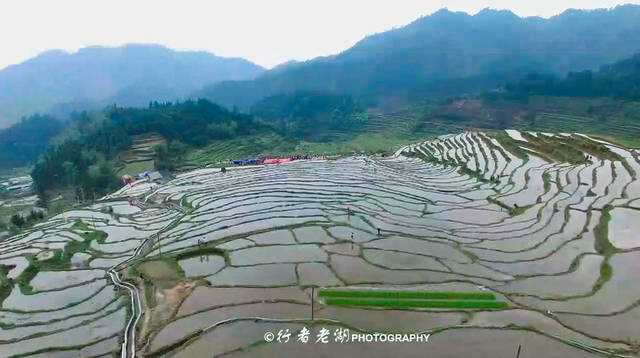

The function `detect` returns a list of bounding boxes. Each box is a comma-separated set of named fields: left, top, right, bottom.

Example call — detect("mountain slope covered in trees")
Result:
left=0, top=115, right=65, bottom=169
left=198, top=5, right=640, bottom=111
left=29, top=96, right=369, bottom=198
left=30, top=100, right=272, bottom=197
left=250, top=91, right=366, bottom=140
left=0, top=44, right=265, bottom=128
left=505, top=53, right=640, bottom=99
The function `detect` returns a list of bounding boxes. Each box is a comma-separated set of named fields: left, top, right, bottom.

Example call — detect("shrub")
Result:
left=10, top=214, right=25, bottom=228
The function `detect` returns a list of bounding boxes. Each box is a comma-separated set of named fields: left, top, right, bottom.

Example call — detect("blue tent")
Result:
left=232, top=160, right=244, bottom=165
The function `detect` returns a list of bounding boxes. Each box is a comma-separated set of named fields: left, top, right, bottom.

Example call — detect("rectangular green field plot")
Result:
left=319, top=289, right=507, bottom=309
left=318, top=289, right=496, bottom=300
left=324, top=297, right=508, bottom=309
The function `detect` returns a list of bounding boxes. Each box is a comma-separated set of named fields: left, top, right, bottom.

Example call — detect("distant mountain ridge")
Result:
left=0, top=44, right=265, bottom=128
left=198, top=4, right=640, bottom=111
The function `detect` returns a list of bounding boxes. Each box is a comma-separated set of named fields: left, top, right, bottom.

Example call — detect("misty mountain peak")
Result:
left=0, top=44, right=265, bottom=127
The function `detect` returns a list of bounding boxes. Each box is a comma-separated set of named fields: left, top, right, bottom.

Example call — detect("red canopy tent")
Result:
left=263, top=158, right=293, bottom=164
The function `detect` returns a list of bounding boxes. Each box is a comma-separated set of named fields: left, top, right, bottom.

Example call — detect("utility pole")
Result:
left=311, top=287, right=315, bottom=321
left=516, top=345, right=521, bottom=358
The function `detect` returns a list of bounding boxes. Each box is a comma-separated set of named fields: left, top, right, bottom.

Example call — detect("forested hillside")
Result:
left=505, top=53, right=640, bottom=99
left=0, top=115, right=65, bottom=169
left=251, top=91, right=366, bottom=140
left=30, top=100, right=271, bottom=197
left=199, top=5, right=640, bottom=111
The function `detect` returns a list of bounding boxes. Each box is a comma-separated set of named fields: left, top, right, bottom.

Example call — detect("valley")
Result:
left=2, top=3, right=640, bottom=357
left=2, top=130, right=640, bottom=357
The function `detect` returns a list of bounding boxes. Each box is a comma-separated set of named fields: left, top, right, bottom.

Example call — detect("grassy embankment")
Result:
left=591, top=206, right=616, bottom=292
left=516, top=96, right=640, bottom=148
left=117, top=160, right=155, bottom=176
left=12, top=220, right=106, bottom=295
left=174, top=114, right=447, bottom=171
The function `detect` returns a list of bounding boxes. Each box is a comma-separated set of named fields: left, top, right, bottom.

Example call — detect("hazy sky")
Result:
left=0, top=0, right=637, bottom=70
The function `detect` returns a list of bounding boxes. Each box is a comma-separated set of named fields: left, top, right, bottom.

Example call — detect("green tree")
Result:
left=62, top=161, right=78, bottom=186
left=168, top=140, right=188, bottom=159
left=36, top=190, right=50, bottom=209
left=10, top=214, right=25, bottom=228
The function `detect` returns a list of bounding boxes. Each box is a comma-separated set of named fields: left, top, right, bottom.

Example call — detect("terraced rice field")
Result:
left=533, top=112, right=640, bottom=142
left=118, top=133, right=165, bottom=174
left=2, top=130, right=640, bottom=357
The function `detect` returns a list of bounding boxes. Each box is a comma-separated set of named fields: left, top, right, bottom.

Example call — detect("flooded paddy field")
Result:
left=2, top=130, right=640, bottom=357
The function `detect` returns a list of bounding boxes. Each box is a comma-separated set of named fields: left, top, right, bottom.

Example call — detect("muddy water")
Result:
left=318, top=305, right=466, bottom=333
left=464, top=309, right=626, bottom=350
left=169, top=321, right=304, bottom=358
left=365, top=237, right=470, bottom=263
left=227, top=328, right=599, bottom=357
left=179, top=255, right=226, bottom=277
left=149, top=302, right=309, bottom=353
left=293, top=226, right=335, bottom=244
left=3, top=132, right=640, bottom=357
left=207, top=264, right=298, bottom=286
left=608, top=207, right=640, bottom=249
left=362, top=249, right=448, bottom=271
left=229, top=245, right=327, bottom=265
left=513, top=251, right=640, bottom=314
left=3, top=279, right=107, bottom=311
left=296, top=262, right=342, bottom=286
left=29, top=269, right=105, bottom=291
left=0, top=306, right=126, bottom=357
left=556, top=305, right=640, bottom=342
left=498, top=255, right=603, bottom=298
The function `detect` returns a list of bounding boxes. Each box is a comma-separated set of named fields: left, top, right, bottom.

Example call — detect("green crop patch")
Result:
left=318, top=289, right=497, bottom=301
left=324, top=297, right=508, bottom=309
left=319, top=289, right=507, bottom=309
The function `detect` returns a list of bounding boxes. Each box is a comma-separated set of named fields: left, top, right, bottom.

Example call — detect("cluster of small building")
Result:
left=232, top=157, right=294, bottom=165
left=230, top=155, right=320, bottom=166
left=121, top=170, right=166, bottom=185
